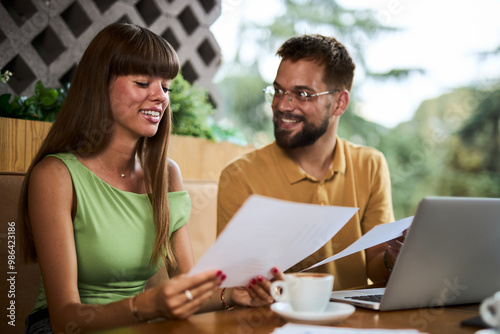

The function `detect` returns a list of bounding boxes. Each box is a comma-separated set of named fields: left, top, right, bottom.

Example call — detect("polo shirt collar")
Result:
left=272, top=135, right=346, bottom=184
left=331, top=135, right=347, bottom=175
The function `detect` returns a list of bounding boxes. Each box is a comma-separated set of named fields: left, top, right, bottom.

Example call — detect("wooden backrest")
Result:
left=0, top=172, right=41, bottom=334
left=184, top=179, right=218, bottom=263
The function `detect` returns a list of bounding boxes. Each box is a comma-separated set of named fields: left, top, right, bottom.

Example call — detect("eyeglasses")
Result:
left=262, top=85, right=340, bottom=105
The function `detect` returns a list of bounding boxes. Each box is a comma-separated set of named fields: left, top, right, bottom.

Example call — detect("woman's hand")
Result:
left=229, top=267, right=284, bottom=308
left=144, top=269, right=225, bottom=320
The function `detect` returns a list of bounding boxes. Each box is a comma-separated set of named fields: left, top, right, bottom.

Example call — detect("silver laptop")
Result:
left=330, top=196, right=500, bottom=311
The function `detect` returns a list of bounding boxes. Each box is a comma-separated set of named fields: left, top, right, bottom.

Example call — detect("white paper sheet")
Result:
left=272, top=323, right=426, bottom=334
left=188, top=195, right=358, bottom=287
left=304, top=216, right=413, bottom=271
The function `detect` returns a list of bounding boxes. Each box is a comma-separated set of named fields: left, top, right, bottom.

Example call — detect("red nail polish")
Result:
left=257, top=276, right=263, bottom=282
left=216, top=270, right=222, bottom=276
left=272, top=267, right=278, bottom=274
left=247, top=285, right=252, bottom=289
left=251, top=279, right=257, bottom=285
left=221, top=274, right=227, bottom=281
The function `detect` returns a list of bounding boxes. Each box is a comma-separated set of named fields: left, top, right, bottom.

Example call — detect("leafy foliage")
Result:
left=1, top=70, right=13, bottom=83
left=170, top=73, right=246, bottom=143
left=458, top=89, right=500, bottom=172
left=0, top=81, right=68, bottom=122
left=368, top=68, right=426, bottom=80
left=215, top=65, right=273, bottom=145
left=170, top=74, right=217, bottom=140
left=253, top=0, right=396, bottom=70
left=378, top=86, right=500, bottom=218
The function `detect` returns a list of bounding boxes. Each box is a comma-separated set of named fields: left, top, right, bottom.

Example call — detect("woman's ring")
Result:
left=185, top=289, right=194, bottom=301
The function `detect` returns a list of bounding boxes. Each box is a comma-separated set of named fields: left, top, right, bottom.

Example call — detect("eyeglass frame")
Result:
left=262, top=85, right=340, bottom=105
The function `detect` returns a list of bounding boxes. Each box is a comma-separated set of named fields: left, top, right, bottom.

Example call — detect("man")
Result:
left=217, top=34, right=401, bottom=290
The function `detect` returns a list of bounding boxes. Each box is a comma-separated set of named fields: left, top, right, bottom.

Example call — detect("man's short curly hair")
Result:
left=276, top=34, right=355, bottom=91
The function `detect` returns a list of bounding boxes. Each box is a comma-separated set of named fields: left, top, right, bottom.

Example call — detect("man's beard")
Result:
left=274, top=112, right=329, bottom=149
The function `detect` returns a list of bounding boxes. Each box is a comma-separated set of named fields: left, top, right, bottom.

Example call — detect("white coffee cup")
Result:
left=270, top=273, right=334, bottom=313
left=480, top=291, right=500, bottom=329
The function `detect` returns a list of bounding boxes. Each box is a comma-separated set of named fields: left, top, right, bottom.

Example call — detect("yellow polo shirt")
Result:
left=217, top=137, right=394, bottom=290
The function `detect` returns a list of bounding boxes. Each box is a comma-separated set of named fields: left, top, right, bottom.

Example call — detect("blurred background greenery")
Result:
left=212, top=0, right=500, bottom=219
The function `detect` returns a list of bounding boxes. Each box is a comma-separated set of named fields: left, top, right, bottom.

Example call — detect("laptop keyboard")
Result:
left=346, top=294, right=383, bottom=303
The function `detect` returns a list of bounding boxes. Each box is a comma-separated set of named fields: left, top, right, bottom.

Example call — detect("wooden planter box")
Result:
left=0, top=118, right=52, bottom=173
left=0, top=117, right=252, bottom=180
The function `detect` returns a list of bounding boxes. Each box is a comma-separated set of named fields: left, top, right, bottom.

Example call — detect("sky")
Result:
left=210, top=0, right=500, bottom=128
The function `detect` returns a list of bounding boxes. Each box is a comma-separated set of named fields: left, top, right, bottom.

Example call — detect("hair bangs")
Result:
left=110, top=28, right=180, bottom=80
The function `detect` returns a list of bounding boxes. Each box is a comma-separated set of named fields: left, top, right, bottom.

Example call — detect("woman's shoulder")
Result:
left=32, top=155, right=69, bottom=176
left=30, top=155, right=73, bottom=190
left=167, top=158, right=181, bottom=174
left=167, top=158, right=184, bottom=192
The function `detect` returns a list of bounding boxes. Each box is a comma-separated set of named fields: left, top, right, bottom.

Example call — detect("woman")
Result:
left=19, top=23, right=279, bottom=333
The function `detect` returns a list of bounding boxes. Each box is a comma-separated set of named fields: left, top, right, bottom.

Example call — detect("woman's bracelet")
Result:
left=384, top=249, right=393, bottom=272
left=220, top=288, right=236, bottom=311
left=130, top=295, right=144, bottom=322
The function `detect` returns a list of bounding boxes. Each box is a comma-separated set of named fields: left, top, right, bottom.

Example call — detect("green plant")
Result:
left=0, top=81, right=68, bottom=122
left=1, top=70, right=13, bottom=83
left=170, top=73, right=217, bottom=140
left=169, top=73, right=246, bottom=143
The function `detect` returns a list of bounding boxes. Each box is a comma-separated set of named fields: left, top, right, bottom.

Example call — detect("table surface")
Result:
left=91, top=302, right=483, bottom=334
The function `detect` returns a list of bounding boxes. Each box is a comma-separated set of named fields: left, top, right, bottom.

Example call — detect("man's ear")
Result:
left=333, top=90, right=350, bottom=116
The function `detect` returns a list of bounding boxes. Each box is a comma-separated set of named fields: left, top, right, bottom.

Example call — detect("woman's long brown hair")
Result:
left=19, top=23, right=180, bottom=268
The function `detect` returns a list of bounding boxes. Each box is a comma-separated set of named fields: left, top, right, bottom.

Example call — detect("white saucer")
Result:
left=271, top=302, right=355, bottom=325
